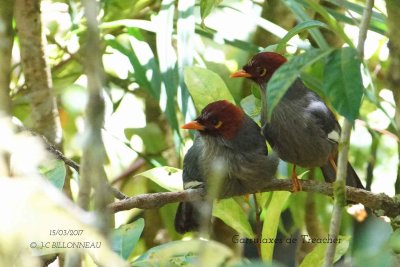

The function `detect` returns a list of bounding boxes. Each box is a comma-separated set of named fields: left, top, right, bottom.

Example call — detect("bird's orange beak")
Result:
left=181, top=121, right=205, bottom=131
left=230, top=69, right=252, bottom=78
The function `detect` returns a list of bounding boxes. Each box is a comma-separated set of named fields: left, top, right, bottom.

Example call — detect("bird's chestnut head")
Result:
left=230, top=52, right=287, bottom=85
left=181, top=100, right=244, bottom=139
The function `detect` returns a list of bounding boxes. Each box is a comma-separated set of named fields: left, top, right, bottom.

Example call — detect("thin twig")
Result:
left=323, top=1, right=375, bottom=266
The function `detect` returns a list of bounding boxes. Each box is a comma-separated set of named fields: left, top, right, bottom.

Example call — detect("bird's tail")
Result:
left=174, top=201, right=203, bottom=234
left=320, top=160, right=365, bottom=190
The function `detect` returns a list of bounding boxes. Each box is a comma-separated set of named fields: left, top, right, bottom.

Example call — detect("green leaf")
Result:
left=261, top=191, right=291, bottom=261
left=389, top=229, right=400, bottom=253
left=213, top=198, right=255, bottom=238
left=155, top=0, right=180, bottom=138
left=125, top=123, right=167, bottom=154
left=282, top=0, right=329, bottom=49
left=184, top=66, right=235, bottom=112
left=133, top=239, right=234, bottom=266
left=299, top=235, right=350, bottom=267
left=136, top=166, right=183, bottom=192
left=40, top=160, right=66, bottom=190
left=52, top=59, right=83, bottom=90
left=111, top=218, right=145, bottom=260
left=276, top=20, right=329, bottom=52
left=200, top=0, right=222, bottom=23
left=240, top=95, right=261, bottom=123
left=267, top=48, right=334, bottom=120
left=300, top=0, right=354, bottom=47
left=323, top=47, right=363, bottom=121
left=101, top=19, right=155, bottom=32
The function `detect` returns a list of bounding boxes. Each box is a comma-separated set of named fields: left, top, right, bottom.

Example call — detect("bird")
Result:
left=174, top=100, right=279, bottom=234
left=230, top=52, right=365, bottom=192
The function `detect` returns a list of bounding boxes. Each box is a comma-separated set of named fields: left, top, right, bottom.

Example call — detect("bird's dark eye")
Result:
left=257, top=67, right=267, bottom=76
left=210, top=118, right=218, bottom=125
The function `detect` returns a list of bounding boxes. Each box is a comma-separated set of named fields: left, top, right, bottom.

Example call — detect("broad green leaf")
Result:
left=324, top=7, right=386, bottom=36
left=128, top=28, right=162, bottom=100
left=276, top=20, right=329, bottom=52
left=301, top=0, right=354, bottom=46
left=240, top=94, right=261, bottom=123
left=52, top=59, right=83, bottom=90
left=101, top=19, right=155, bottom=32
left=261, top=191, right=291, bottom=261
left=327, top=0, right=387, bottom=35
left=184, top=66, right=235, bottom=112
left=323, top=47, right=363, bottom=121
left=299, top=236, right=350, bottom=267
left=155, top=0, right=180, bottom=137
left=267, top=48, right=334, bottom=120
left=282, top=0, right=329, bottom=49
left=213, top=198, right=255, bottom=238
left=125, top=123, right=167, bottom=154
left=111, top=219, right=145, bottom=260
left=105, top=32, right=161, bottom=100
left=136, top=166, right=183, bottom=192
left=133, top=239, right=235, bottom=266
left=389, top=229, right=400, bottom=253
left=40, top=160, right=66, bottom=190
left=200, top=0, right=222, bottom=23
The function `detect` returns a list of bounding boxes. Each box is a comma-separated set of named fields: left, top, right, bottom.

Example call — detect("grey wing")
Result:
left=182, top=135, right=206, bottom=190
left=305, top=92, right=341, bottom=144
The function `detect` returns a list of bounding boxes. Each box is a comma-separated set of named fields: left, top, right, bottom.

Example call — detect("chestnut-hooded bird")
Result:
left=231, top=52, right=364, bottom=192
left=174, top=100, right=279, bottom=234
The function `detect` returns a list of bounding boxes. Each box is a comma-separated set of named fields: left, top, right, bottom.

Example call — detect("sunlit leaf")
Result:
left=267, top=48, right=334, bottom=120
left=52, top=59, right=83, bottom=90
left=40, top=160, right=66, bottom=190
left=299, top=236, right=350, bottom=267
left=155, top=0, right=180, bottom=136
left=240, top=94, right=261, bottom=123
left=136, top=167, right=183, bottom=192
left=200, top=0, right=222, bottom=23
left=184, top=66, right=235, bottom=112
left=213, top=198, right=255, bottom=238
left=323, top=47, right=363, bottom=121
left=111, top=219, right=145, bottom=260
left=276, top=20, right=328, bottom=52
left=301, top=0, right=354, bottom=46
left=282, top=0, right=329, bottom=49
left=261, top=191, right=291, bottom=261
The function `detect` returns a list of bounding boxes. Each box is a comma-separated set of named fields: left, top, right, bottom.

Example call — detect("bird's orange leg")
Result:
left=291, top=165, right=302, bottom=192
left=329, top=155, right=337, bottom=173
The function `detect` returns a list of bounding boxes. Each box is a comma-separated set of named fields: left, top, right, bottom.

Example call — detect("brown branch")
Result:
left=108, top=179, right=400, bottom=218
left=0, top=0, right=14, bottom=115
left=14, top=0, right=62, bottom=146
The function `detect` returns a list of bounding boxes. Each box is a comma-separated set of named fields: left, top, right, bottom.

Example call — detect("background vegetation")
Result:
left=0, top=0, right=399, bottom=266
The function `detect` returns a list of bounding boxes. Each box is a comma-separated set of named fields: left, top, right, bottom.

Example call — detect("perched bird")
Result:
left=231, top=52, right=364, bottom=191
left=174, top=100, right=279, bottom=234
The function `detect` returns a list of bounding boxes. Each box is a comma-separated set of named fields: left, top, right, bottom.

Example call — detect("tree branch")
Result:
left=108, top=179, right=400, bottom=218
left=14, top=0, right=62, bottom=146
left=0, top=0, right=14, bottom=116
